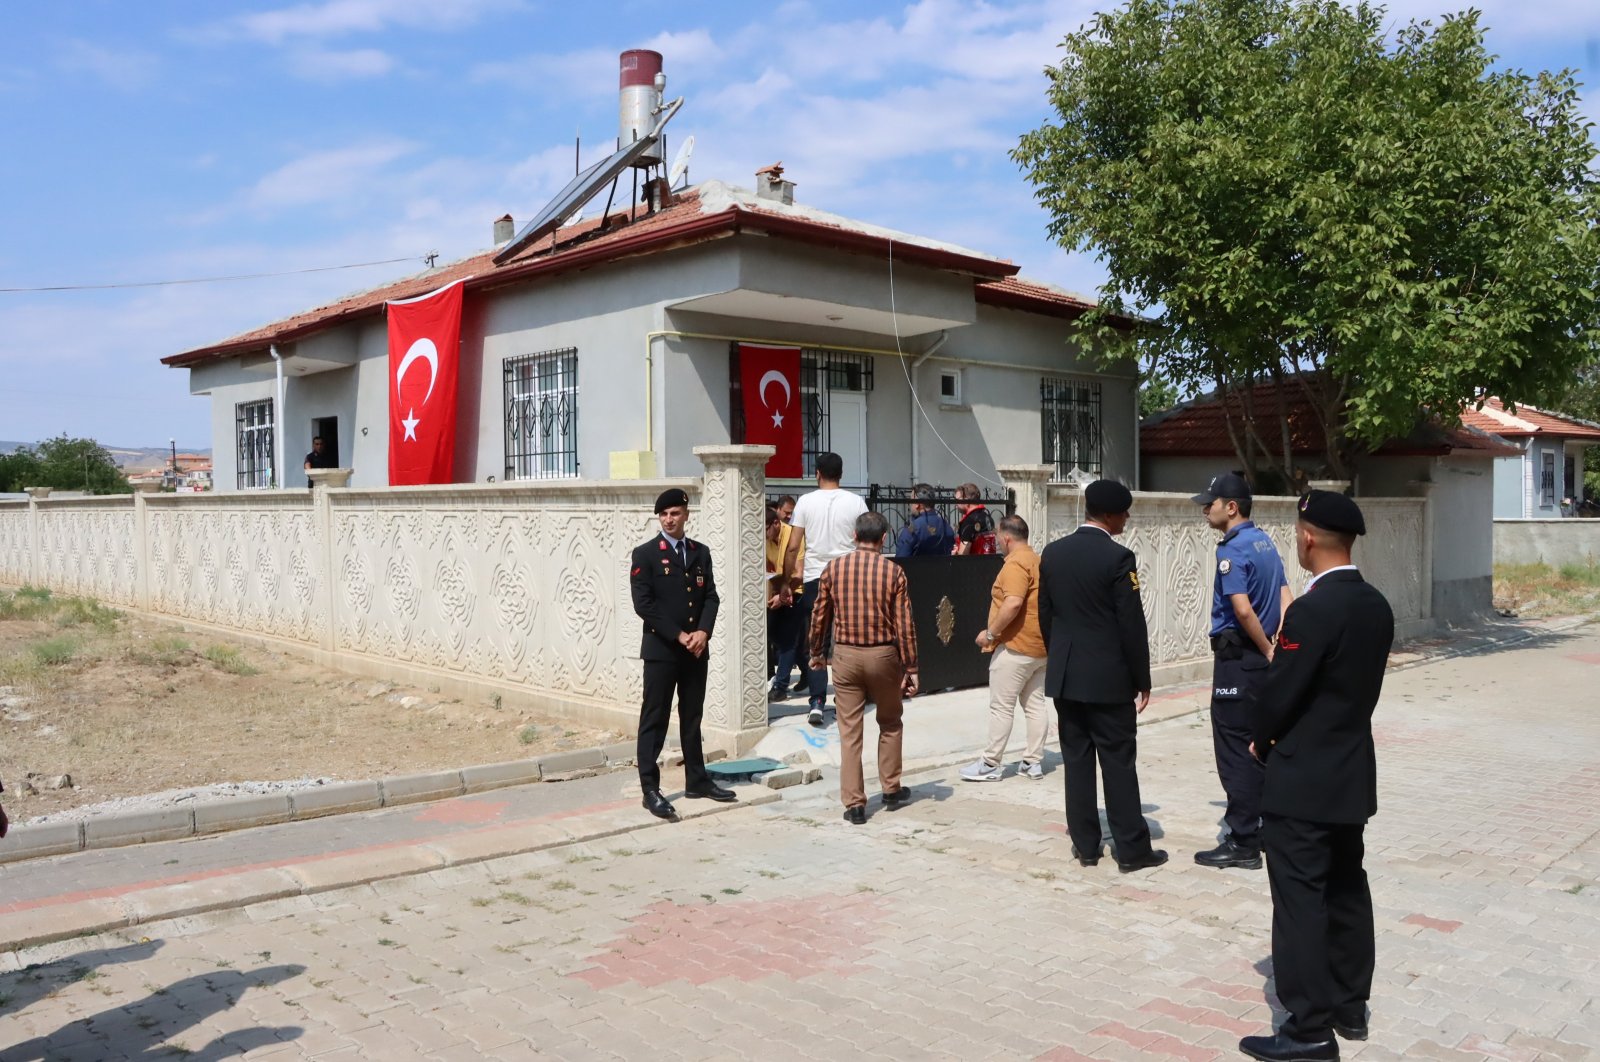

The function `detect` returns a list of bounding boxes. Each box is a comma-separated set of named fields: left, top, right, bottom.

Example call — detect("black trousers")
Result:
left=792, top=578, right=829, bottom=703
left=1211, top=650, right=1269, bottom=847
left=1263, top=814, right=1374, bottom=1041
left=1054, top=698, right=1153, bottom=860
left=637, top=653, right=710, bottom=793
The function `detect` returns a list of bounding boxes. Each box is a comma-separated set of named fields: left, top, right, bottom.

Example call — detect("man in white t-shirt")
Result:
left=788, top=451, right=868, bottom=727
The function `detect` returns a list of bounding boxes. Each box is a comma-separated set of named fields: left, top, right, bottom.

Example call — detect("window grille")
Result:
left=235, top=399, right=274, bottom=490
left=504, top=348, right=578, bottom=480
left=1041, top=375, right=1103, bottom=480
left=730, top=347, right=874, bottom=480
left=1541, top=451, right=1556, bottom=507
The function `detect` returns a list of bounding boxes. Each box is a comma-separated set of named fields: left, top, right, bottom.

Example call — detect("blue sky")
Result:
left=1, top=0, right=1596, bottom=449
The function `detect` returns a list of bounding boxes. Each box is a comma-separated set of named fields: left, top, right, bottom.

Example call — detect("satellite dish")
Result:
left=669, top=135, right=695, bottom=188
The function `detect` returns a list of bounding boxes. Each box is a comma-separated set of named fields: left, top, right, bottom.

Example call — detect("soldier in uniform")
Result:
left=1192, top=471, right=1292, bottom=871
left=1239, top=491, right=1394, bottom=1062
left=629, top=488, right=737, bottom=821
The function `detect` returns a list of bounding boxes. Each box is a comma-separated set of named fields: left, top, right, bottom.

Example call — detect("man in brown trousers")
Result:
left=808, top=511, right=920, bottom=824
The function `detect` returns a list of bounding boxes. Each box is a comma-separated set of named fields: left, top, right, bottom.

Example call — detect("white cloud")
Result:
left=286, top=47, right=397, bottom=81
left=244, top=140, right=419, bottom=211
left=55, top=39, right=159, bottom=91
left=209, top=0, right=522, bottom=44
left=639, top=28, right=721, bottom=69
left=469, top=46, right=616, bottom=98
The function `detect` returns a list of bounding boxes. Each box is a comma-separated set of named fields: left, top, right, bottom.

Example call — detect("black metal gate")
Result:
left=893, top=554, right=1004, bottom=692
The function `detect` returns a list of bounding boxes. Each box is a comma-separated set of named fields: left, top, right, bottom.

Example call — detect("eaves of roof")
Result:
left=162, top=203, right=1021, bottom=369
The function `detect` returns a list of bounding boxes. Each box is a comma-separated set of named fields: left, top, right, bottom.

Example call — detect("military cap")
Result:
left=1297, top=489, right=1366, bottom=536
left=1084, top=478, right=1134, bottom=515
left=1192, top=470, right=1252, bottom=505
left=654, top=488, right=690, bottom=514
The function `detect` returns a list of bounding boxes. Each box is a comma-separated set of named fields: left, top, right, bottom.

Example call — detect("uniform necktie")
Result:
left=676, top=541, right=686, bottom=567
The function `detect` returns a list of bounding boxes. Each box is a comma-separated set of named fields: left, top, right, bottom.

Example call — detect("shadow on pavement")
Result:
left=0, top=939, right=165, bottom=1021
left=3, top=963, right=306, bottom=1062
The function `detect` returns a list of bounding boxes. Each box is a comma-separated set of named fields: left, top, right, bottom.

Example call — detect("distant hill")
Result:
left=0, top=441, right=211, bottom=470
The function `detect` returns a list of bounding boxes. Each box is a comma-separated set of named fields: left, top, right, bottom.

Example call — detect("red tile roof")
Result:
left=974, top=276, right=1098, bottom=320
left=1141, top=378, right=1522, bottom=459
left=1459, top=397, right=1600, bottom=440
left=163, top=184, right=1030, bottom=368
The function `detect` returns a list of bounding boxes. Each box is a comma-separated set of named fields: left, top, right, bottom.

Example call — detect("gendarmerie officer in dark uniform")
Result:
left=629, top=488, right=737, bottom=821
left=1193, top=471, right=1291, bottom=871
left=1036, top=479, right=1167, bottom=873
left=1239, top=491, right=1394, bottom=1062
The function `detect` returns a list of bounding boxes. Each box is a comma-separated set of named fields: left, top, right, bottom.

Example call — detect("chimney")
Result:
left=754, top=162, right=795, bottom=206
left=493, top=214, right=515, bottom=244
left=644, top=176, right=674, bottom=213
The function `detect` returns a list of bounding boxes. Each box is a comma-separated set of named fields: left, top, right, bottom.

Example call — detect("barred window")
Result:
left=1041, top=375, right=1103, bottom=480
left=504, top=348, right=578, bottom=480
left=1541, top=451, right=1556, bottom=507
left=235, top=399, right=274, bottom=490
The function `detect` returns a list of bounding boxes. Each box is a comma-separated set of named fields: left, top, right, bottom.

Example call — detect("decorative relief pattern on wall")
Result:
left=0, top=507, right=29, bottom=585
left=33, top=505, right=139, bottom=607
left=328, top=490, right=667, bottom=714
left=145, top=499, right=323, bottom=642
left=1042, top=493, right=1427, bottom=669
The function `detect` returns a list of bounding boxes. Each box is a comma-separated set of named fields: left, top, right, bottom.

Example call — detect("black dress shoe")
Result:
left=1238, top=1032, right=1338, bottom=1061
left=1071, top=846, right=1100, bottom=867
left=684, top=781, right=737, bottom=803
left=843, top=805, right=867, bottom=825
left=1194, top=838, right=1263, bottom=870
left=1331, top=1009, right=1368, bottom=1041
left=1116, top=848, right=1169, bottom=874
left=642, top=789, right=679, bottom=820
left=882, top=787, right=912, bottom=810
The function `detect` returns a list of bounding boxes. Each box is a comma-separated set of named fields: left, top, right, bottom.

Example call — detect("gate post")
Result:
left=693, top=444, right=776, bottom=755
left=997, top=464, right=1054, bottom=544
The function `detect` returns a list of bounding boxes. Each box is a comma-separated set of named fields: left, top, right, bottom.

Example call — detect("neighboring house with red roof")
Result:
left=1140, top=378, right=1522, bottom=622
left=1460, top=398, right=1600, bottom=519
left=163, top=170, right=1137, bottom=493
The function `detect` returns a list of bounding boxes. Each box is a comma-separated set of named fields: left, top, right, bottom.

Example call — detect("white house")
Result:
left=1461, top=398, right=1600, bottom=518
left=162, top=173, right=1138, bottom=497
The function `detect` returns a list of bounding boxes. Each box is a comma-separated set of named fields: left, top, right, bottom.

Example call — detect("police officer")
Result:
left=1192, top=471, right=1292, bottom=871
left=1238, top=491, right=1394, bottom=1062
left=629, top=488, right=737, bottom=821
left=894, top=483, right=956, bottom=558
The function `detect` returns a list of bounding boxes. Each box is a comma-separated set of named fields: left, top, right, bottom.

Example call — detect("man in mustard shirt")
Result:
left=961, top=514, right=1051, bottom=781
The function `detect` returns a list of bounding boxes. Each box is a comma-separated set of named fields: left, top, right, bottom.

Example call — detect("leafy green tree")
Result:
left=1015, top=0, right=1600, bottom=481
left=1138, top=366, right=1181, bottom=418
left=31, top=436, right=132, bottom=494
left=0, top=448, right=42, bottom=493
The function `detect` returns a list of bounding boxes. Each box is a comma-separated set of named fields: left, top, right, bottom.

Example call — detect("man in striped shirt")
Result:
left=808, top=511, right=920, bottom=824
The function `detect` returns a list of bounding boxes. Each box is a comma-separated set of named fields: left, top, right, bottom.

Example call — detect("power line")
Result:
left=0, top=255, right=429, bottom=294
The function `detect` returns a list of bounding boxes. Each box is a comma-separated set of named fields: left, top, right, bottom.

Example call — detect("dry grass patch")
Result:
left=0, top=586, right=623, bottom=820
left=1493, top=561, right=1600, bottom=618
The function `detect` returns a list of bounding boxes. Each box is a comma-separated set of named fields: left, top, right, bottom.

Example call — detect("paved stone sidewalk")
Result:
left=2, top=623, right=1597, bottom=1060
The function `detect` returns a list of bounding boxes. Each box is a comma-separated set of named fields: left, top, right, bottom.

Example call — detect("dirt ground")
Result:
left=0, top=588, right=623, bottom=822
left=1493, top=561, right=1600, bottom=618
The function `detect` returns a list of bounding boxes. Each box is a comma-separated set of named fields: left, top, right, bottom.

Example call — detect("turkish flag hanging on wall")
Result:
left=740, top=344, right=803, bottom=478
left=387, top=278, right=465, bottom=485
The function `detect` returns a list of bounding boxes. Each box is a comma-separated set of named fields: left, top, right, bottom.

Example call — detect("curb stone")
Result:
left=0, top=741, right=645, bottom=866
left=0, top=791, right=781, bottom=954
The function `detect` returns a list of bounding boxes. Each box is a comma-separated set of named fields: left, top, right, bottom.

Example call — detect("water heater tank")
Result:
left=619, top=49, right=665, bottom=166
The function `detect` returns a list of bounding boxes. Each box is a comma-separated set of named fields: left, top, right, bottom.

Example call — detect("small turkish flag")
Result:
left=740, top=344, right=802, bottom=478
left=387, top=278, right=466, bottom=485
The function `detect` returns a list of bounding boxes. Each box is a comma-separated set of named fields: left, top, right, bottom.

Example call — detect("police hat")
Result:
left=654, top=488, right=690, bottom=514
left=1192, top=470, right=1252, bottom=506
left=1297, top=489, right=1366, bottom=536
left=1084, top=479, right=1133, bottom=515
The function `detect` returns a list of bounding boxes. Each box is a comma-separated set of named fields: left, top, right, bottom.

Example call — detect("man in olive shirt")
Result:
left=962, top=514, right=1051, bottom=781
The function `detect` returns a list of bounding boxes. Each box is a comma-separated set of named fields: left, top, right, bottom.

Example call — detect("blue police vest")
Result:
left=1209, top=521, right=1287, bottom=638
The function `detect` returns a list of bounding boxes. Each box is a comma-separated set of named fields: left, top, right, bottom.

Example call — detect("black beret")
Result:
left=654, top=488, right=689, bottom=514
left=1084, top=478, right=1133, bottom=515
left=1297, top=489, right=1366, bottom=536
left=1192, top=470, right=1252, bottom=505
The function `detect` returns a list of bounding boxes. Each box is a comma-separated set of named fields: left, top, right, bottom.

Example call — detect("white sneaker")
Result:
left=1019, top=760, right=1044, bottom=780
left=960, top=759, right=1004, bottom=782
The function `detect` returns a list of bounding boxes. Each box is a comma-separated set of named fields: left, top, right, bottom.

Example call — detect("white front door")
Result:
left=830, top=391, right=868, bottom=485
